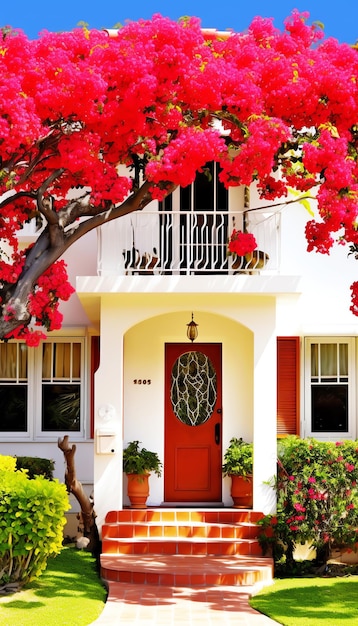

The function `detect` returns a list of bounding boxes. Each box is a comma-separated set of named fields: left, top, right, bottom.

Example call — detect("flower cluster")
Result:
left=228, top=230, right=257, bottom=257
left=4, top=260, right=75, bottom=346
left=350, top=281, right=358, bottom=316
left=28, top=260, right=75, bottom=331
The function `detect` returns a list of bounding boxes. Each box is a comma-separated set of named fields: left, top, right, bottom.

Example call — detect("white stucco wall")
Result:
left=264, top=197, right=358, bottom=336
left=90, top=291, right=279, bottom=529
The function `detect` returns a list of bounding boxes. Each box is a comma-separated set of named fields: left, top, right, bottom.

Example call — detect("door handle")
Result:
left=215, top=422, right=221, bottom=445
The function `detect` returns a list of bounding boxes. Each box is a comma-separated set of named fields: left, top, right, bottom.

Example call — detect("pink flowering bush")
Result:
left=259, top=436, right=358, bottom=572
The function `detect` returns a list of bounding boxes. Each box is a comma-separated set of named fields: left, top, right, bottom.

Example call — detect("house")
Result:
left=1, top=160, right=357, bottom=535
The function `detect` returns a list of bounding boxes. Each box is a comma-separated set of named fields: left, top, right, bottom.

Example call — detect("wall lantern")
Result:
left=186, top=313, right=198, bottom=342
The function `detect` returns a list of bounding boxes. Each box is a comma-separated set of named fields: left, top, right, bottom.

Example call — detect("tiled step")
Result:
left=102, top=521, right=259, bottom=539
left=102, top=536, right=263, bottom=556
left=100, top=508, right=273, bottom=588
left=104, top=509, right=264, bottom=523
left=101, top=554, right=273, bottom=587
left=102, top=509, right=263, bottom=557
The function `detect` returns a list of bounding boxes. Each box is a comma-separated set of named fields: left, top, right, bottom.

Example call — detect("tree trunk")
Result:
left=58, top=435, right=100, bottom=557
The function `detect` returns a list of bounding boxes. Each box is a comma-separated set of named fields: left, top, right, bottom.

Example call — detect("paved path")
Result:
left=90, top=581, right=281, bottom=625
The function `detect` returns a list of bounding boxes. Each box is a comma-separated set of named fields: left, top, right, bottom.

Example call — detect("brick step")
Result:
left=100, top=509, right=272, bottom=589
left=104, top=509, right=263, bottom=524
left=101, top=554, right=273, bottom=587
left=102, top=535, right=262, bottom=556
left=102, top=521, right=259, bottom=540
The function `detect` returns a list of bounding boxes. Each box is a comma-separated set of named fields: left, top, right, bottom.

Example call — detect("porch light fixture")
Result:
left=186, top=313, right=198, bottom=342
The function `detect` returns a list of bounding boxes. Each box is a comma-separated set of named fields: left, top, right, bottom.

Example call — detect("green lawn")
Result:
left=3, top=546, right=357, bottom=626
left=250, top=576, right=358, bottom=626
left=0, top=546, right=107, bottom=626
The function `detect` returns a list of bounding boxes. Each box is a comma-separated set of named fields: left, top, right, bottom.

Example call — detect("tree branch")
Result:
left=243, top=194, right=315, bottom=214
left=58, top=435, right=99, bottom=554
left=63, top=180, right=177, bottom=247
left=37, top=168, right=65, bottom=224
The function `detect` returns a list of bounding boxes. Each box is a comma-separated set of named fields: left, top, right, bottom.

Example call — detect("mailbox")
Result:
left=96, top=430, right=117, bottom=454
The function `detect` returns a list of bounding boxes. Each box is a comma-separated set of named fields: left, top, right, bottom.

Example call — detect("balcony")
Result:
left=97, top=208, right=280, bottom=277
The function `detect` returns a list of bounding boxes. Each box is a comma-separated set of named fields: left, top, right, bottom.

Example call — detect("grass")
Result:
left=3, top=546, right=357, bottom=626
left=0, top=546, right=107, bottom=626
left=250, top=575, right=358, bottom=626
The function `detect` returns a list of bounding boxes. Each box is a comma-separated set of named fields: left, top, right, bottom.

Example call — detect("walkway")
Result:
left=90, top=581, right=281, bottom=625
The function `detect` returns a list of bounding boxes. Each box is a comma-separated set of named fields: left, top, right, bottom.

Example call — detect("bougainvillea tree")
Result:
left=1, top=11, right=358, bottom=344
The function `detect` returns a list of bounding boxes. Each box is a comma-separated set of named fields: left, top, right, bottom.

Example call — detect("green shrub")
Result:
left=0, top=462, right=69, bottom=587
left=15, top=455, right=54, bottom=479
left=259, top=436, right=358, bottom=572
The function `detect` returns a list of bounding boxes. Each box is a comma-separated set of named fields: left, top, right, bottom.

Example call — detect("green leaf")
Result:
left=287, top=187, right=315, bottom=216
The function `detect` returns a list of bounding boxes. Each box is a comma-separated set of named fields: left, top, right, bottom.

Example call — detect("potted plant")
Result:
left=222, top=437, right=253, bottom=508
left=123, top=440, right=162, bottom=508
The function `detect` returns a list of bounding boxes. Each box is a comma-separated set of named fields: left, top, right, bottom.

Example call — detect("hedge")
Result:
left=15, top=455, right=54, bottom=480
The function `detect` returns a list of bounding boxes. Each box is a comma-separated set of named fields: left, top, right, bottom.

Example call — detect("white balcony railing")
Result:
left=97, top=209, right=280, bottom=276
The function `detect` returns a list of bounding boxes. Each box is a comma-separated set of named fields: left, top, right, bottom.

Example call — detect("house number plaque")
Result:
left=133, top=379, right=151, bottom=385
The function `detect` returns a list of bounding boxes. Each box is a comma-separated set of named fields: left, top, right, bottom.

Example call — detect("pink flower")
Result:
left=228, top=230, right=257, bottom=257
left=345, top=463, right=355, bottom=472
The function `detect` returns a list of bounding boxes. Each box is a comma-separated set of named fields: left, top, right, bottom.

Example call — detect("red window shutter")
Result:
left=90, top=336, right=100, bottom=439
left=277, top=337, right=300, bottom=436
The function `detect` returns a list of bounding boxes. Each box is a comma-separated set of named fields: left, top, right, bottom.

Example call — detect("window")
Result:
left=41, top=341, right=82, bottom=432
left=0, top=343, right=28, bottom=432
left=305, top=338, right=355, bottom=438
left=0, top=338, right=86, bottom=439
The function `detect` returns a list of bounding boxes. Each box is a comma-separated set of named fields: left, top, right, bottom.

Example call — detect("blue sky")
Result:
left=0, top=0, right=357, bottom=43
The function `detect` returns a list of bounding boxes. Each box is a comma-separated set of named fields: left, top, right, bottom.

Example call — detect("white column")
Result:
left=252, top=312, right=277, bottom=514
left=93, top=298, right=126, bottom=533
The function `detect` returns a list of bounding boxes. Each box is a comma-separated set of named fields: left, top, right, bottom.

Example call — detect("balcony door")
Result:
left=160, top=162, right=229, bottom=274
left=164, top=343, right=222, bottom=503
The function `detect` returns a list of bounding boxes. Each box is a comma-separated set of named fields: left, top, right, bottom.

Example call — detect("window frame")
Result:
left=0, top=337, right=87, bottom=441
left=304, top=337, right=356, bottom=440
left=0, top=341, right=34, bottom=439
left=34, top=337, right=86, bottom=439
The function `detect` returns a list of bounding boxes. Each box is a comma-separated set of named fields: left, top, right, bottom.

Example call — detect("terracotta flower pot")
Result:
left=230, top=474, right=253, bottom=508
left=127, top=473, right=150, bottom=508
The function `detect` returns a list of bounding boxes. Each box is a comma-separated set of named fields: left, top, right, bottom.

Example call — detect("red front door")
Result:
left=164, top=343, right=222, bottom=503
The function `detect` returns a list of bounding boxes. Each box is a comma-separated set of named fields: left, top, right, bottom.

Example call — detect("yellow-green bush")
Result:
left=0, top=455, right=16, bottom=472
left=0, top=457, right=70, bottom=586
